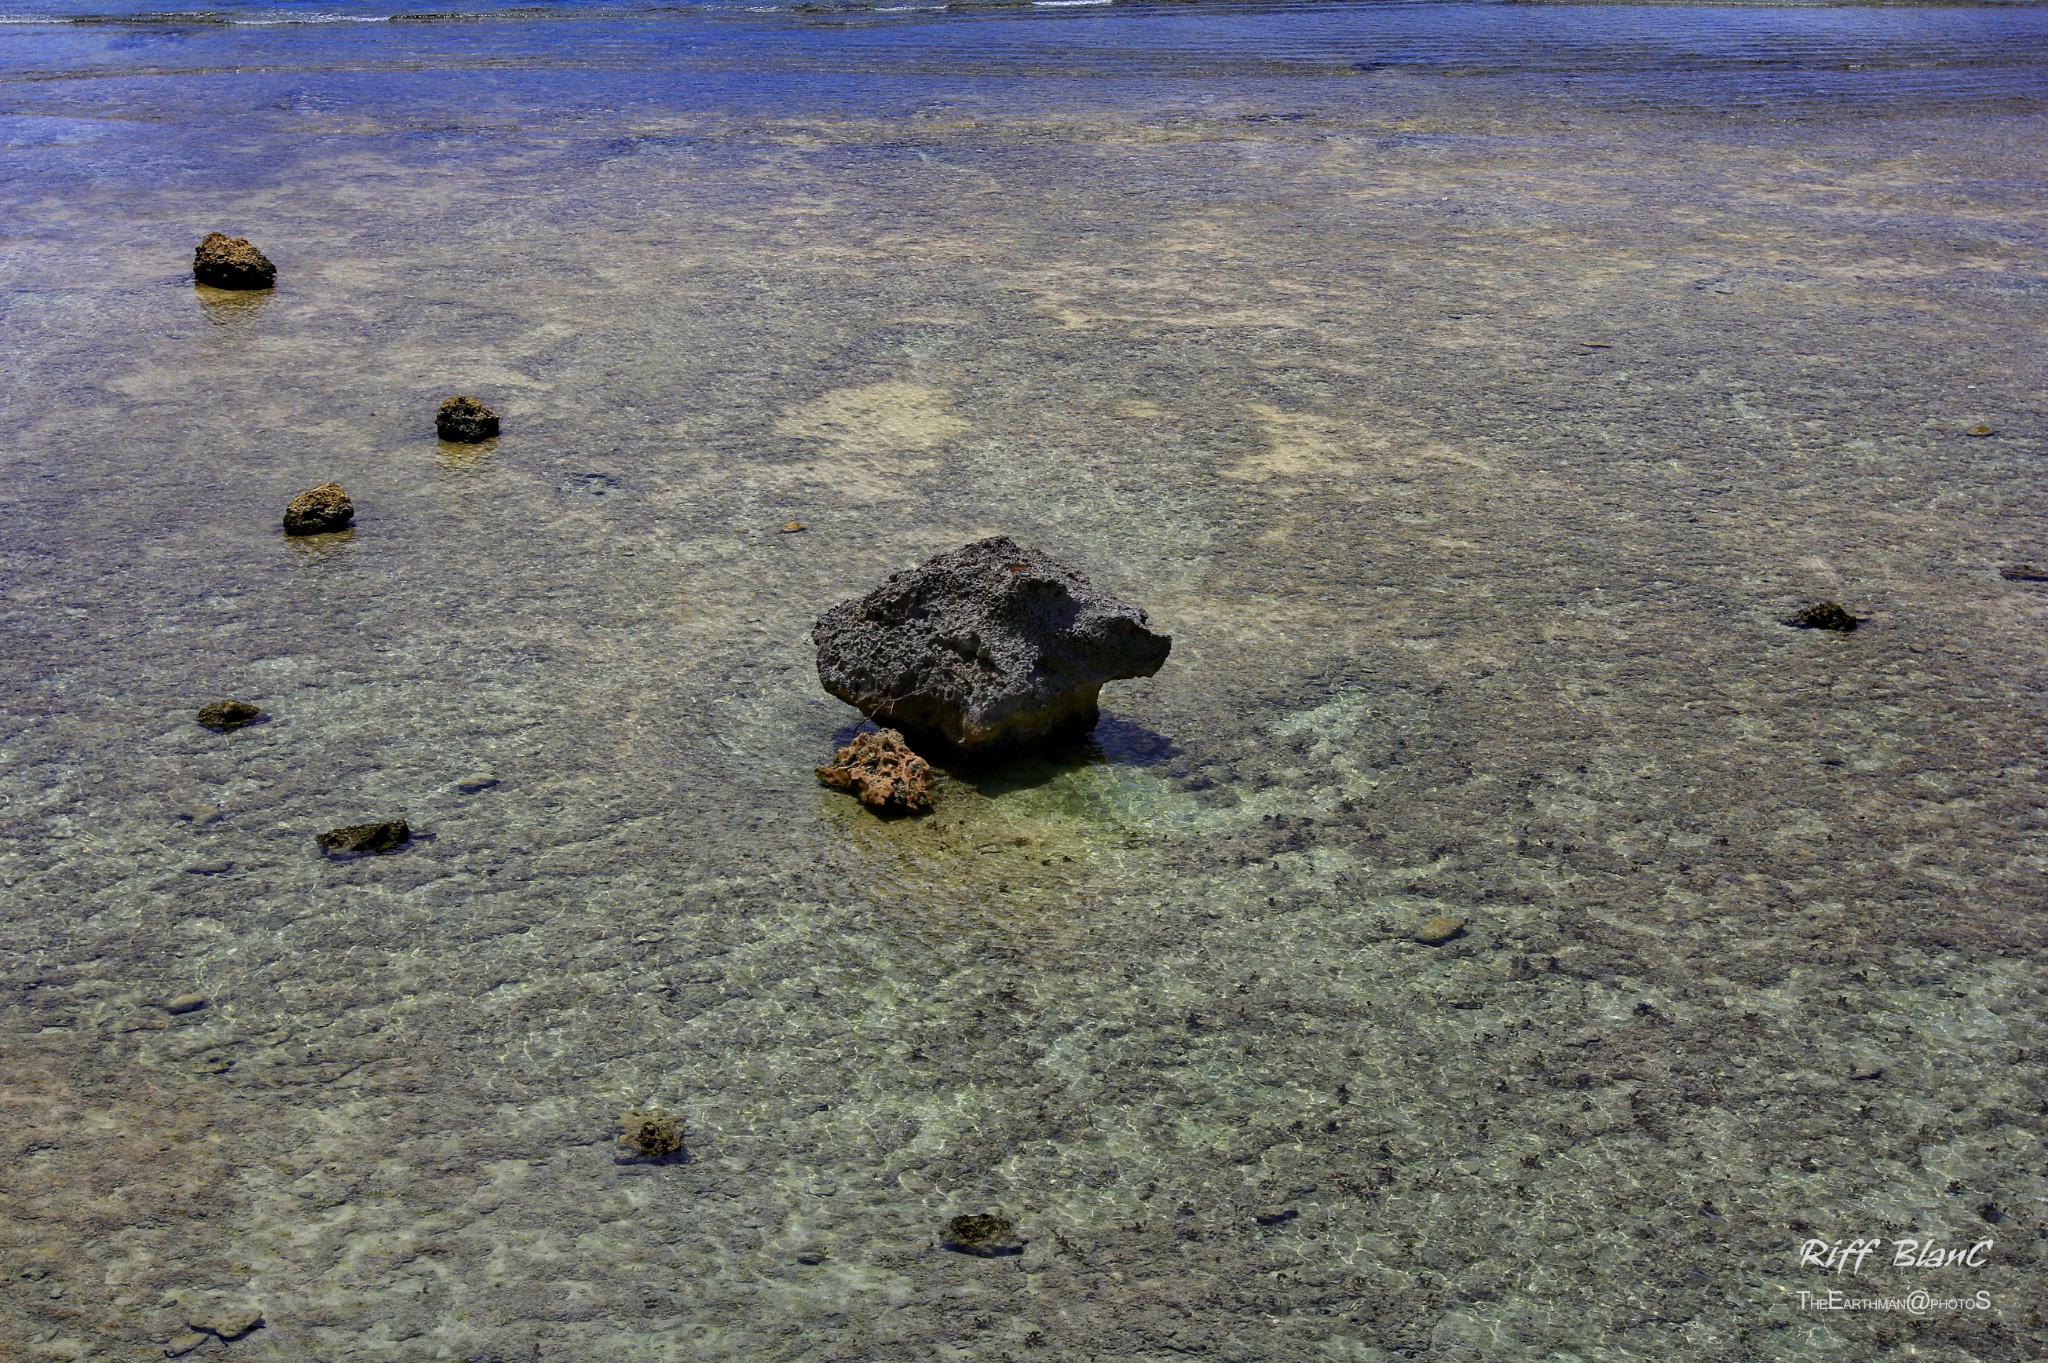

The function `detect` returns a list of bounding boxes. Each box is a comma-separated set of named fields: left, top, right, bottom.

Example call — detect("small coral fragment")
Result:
left=816, top=728, right=933, bottom=815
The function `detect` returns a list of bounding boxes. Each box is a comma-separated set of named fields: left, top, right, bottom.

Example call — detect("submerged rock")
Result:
left=283, top=482, right=353, bottom=536
left=436, top=395, right=499, bottom=443
left=813, top=536, right=1171, bottom=758
left=617, top=1109, right=685, bottom=1160
left=816, top=728, right=933, bottom=816
left=1783, top=600, right=1860, bottom=632
left=1414, top=915, right=1468, bottom=946
left=192, top=233, right=275, bottom=290
left=187, top=1306, right=264, bottom=1342
left=316, top=819, right=410, bottom=856
left=196, top=699, right=262, bottom=731
left=944, top=1212, right=1023, bottom=1257
left=942, top=1211, right=1024, bottom=1252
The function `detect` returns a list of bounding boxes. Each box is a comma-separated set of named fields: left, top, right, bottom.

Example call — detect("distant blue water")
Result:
left=2, top=0, right=2043, bottom=124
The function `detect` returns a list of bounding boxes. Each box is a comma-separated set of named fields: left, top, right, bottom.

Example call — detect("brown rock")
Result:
left=616, top=1109, right=685, bottom=1160
left=816, top=728, right=933, bottom=816
left=1783, top=600, right=1860, bottom=632
left=435, top=395, right=499, bottom=443
left=1414, top=916, right=1467, bottom=945
left=283, top=482, right=353, bottom=536
left=316, top=819, right=410, bottom=856
left=196, top=699, right=262, bottom=731
left=192, top=233, right=274, bottom=290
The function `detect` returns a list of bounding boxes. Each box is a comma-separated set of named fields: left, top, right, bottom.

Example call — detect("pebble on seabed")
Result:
left=187, top=1305, right=264, bottom=1340
left=616, top=1109, right=686, bottom=1160
left=196, top=699, right=262, bottom=732
left=1414, top=915, right=1468, bottom=945
left=944, top=1212, right=1024, bottom=1257
left=1783, top=600, right=1860, bottom=632
left=316, top=819, right=411, bottom=856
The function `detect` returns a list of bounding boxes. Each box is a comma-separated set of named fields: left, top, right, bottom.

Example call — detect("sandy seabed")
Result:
left=0, top=9, right=2044, bottom=1360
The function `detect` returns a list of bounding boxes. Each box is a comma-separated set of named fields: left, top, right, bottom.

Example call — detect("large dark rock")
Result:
left=283, top=483, right=353, bottom=536
left=436, top=395, right=499, bottom=443
left=192, top=232, right=275, bottom=290
left=813, top=536, right=1170, bottom=759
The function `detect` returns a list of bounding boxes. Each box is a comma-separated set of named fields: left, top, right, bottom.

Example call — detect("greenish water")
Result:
left=0, top=4, right=2044, bottom=1360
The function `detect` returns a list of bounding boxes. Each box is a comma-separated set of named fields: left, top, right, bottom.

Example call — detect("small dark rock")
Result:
left=1998, top=564, right=2047, bottom=583
left=1783, top=600, right=1859, bottom=632
left=616, top=1109, right=685, bottom=1160
left=944, top=1212, right=1023, bottom=1257
left=813, top=535, right=1171, bottom=759
left=316, top=819, right=410, bottom=856
left=283, top=483, right=353, bottom=536
left=192, top=232, right=274, bottom=290
left=196, top=699, right=262, bottom=731
left=816, top=728, right=933, bottom=816
left=436, top=395, right=499, bottom=443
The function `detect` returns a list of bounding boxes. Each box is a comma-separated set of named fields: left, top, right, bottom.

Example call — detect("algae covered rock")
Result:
left=283, top=482, right=353, bottom=536
left=816, top=728, right=933, bottom=815
left=813, top=536, right=1171, bottom=759
left=196, top=699, right=262, bottom=731
left=617, top=1109, right=685, bottom=1160
left=436, top=395, right=499, bottom=443
left=192, top=233, right=275, bottom=290
left=1413, top=915, right=1468, bottom=946
left=316, top=819, right=410, bottom=856
left=1783, top=600, right=1860, bottom=632
left=944, top=1212, right=1023, bottom=1257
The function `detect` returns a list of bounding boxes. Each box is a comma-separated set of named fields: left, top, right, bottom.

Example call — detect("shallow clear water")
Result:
left=1, top=3, right=2044, bottom=1360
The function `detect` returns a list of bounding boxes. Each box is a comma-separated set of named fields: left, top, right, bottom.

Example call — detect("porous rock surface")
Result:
left=815, top=728, right=933, bottom=815
left=1784, top=600, right=1860, bottom=632
left=192, top=232, right=275, bottom=289
left=283, top=483, right=353, bottom=536
left=196, top=699, right=262, bottom=731
left=316, top=819, right=410, bottom=856
left=436, top=395, right=499, bottom=443
left=813, top=536, right=1170, bottom=758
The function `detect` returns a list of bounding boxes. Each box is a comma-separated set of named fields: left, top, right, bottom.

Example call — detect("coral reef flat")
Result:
left=0, top=4, right=2043, bottom=1360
